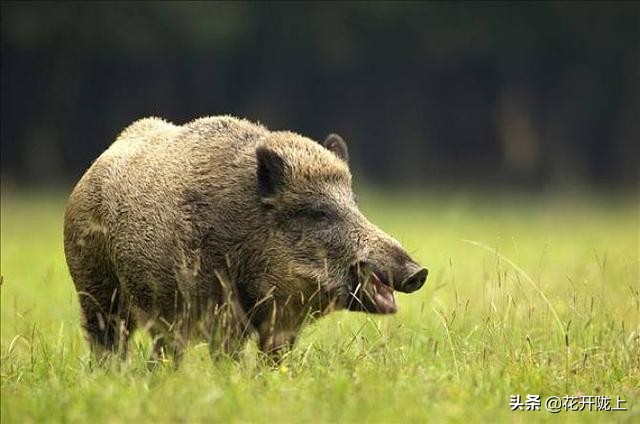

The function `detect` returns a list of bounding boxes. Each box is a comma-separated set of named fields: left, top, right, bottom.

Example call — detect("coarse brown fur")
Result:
left=63, top=116, right=427, bottom=365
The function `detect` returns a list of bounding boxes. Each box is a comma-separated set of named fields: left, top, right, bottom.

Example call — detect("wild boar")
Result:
left=63, top=116, right=427, bottom=363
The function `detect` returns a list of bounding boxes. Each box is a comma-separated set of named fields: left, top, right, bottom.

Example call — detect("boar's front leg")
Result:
left=256, top=301, right=301, bottom=363
left=207, top=298, right=253, bottom=361
left=258, top=329, right=298, bottom=363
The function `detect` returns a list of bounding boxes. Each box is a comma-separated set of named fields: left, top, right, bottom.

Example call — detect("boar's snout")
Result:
left=345, top=256, right=428, bottom=314
left=397, top=263, right=428, bottom=293
left=344, top=219, right=429, bottom=313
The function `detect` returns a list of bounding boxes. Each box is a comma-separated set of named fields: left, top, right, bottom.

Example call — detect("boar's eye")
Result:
left=306, top=208, right=330, bottom=221
left=291, top=204, right=333, bottom=222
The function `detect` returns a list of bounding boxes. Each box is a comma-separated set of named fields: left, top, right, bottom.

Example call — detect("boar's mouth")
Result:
left=345, top=263, right=397, bottom=314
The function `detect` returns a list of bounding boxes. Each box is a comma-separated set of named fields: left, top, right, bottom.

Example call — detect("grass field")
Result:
left=1, top=188, right=638, bottom=423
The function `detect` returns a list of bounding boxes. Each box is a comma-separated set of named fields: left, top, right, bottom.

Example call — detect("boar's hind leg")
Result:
left=78, top=272, right=136, bottom=360
left=67, top=243, right=135, bottom=360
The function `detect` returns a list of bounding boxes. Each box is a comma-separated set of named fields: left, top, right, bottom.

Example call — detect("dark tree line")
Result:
left=1, top=2, right=638, bottom=188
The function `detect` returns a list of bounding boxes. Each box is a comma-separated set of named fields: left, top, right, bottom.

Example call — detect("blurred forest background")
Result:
left=1, top=1, right=638, bottom=189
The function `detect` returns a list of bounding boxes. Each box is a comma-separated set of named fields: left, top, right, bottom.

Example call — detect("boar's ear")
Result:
left=324, top=134, right=349, bottom=164
left=256, top=146, right=287, bottom=199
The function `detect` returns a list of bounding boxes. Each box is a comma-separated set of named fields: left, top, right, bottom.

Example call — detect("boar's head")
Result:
left=255, top=132, right=427, bottom=316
